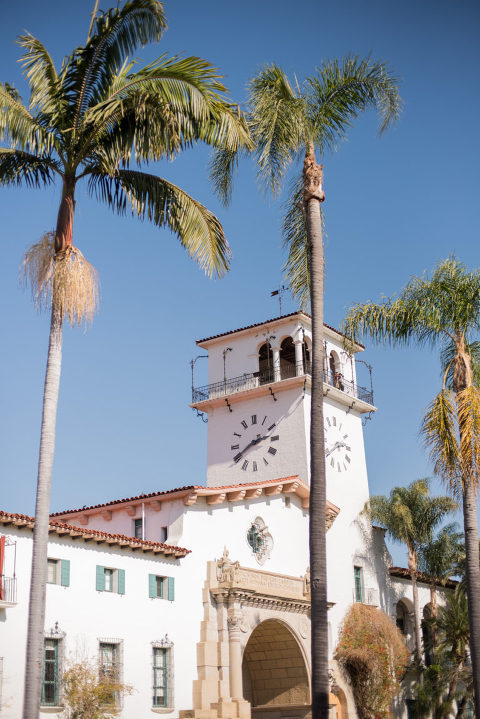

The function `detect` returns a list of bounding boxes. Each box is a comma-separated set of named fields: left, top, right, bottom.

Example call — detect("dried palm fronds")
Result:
left=23, top=232, right=99, bottom=326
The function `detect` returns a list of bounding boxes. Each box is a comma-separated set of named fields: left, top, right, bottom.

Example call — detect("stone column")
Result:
left=294, top=339, right=304, bottom=376
left=227, top=605, right=244, bottom=701
left=272, top=346, right=281, bottom=383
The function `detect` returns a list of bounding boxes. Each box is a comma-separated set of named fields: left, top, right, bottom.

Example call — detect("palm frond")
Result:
left=247, top=64, right=307, bottom=196
left=80, top=56, right=251, bottom=166
left=0, top=83, right=54, bottom=153
left=457, top=385, right=480, bottom=489
left=17, top=34, right=66, bottom=125
left=281, top=177, right=311, bottom=309
left=0, top=148, right=59, bottom=187
left=69, top=0, right=167, bottom=131
left=422, top=389, right=462, bottom=495
left=418, top=523, right=463, bottom=581
left=306, top=55, right=402, bottom=155
left=87, top=168, right=230, bottom=278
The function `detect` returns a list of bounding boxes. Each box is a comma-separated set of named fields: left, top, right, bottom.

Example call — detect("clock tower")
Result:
left=190, top=311, right=375, bottom=519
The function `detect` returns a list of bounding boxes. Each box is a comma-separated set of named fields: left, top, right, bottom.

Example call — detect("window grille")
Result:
left=153, top=647, right=167, bottom=706
left=41, top=639, right=59, bottom=706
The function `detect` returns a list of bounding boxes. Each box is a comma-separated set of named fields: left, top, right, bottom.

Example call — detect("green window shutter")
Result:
left=167, top=576, right=175, bottom=601
left=96, top=565, right=105, bottom=592
left=60, top=559, right=70, bottom=587
left=149, top=574, right=157, bottom=599
left=117, top=569, right=125, bottom=595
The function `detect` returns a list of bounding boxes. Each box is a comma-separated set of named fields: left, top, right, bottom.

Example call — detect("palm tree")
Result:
left=418, top=523, right=464, bottom=620
left=0, top=3, right=251, bottom=717
left=343, top=257, right=480, bottom=715
left=366, top=479, right=456, bottom=671
left=218, top=58, right=402, bottom=719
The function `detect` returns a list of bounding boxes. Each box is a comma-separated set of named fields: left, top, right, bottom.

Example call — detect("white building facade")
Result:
left=0, top=312, right=446, bottom=719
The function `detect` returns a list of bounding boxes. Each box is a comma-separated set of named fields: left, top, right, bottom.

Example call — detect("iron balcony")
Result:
left=192, top=363, right=373, bottom=405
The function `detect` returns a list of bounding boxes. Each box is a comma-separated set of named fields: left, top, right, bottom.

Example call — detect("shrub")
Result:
left=335, top=604, right=409, bottom=719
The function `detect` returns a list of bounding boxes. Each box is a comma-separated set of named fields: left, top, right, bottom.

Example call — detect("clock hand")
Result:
left=325, top=440, right=348, bottom=457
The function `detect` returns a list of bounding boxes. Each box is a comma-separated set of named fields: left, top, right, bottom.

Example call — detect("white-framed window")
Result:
left=96, top=566, right=125, bottom=594
left=98, top=638, right=123, bottom=707
left=133, top=518, right=143, bottom=539
left=151, top=637, right=174, bottom=709
left=353, top=565, right=363, bottom=602
left=148, top=574, right=175, bottom=600
left=47, top=558, right=70, bottom=586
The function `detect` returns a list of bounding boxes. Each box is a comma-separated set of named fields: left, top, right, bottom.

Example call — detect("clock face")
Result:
left=229, top=412, right=280, bottom=473
left=324, top=414, right=351, bottom=473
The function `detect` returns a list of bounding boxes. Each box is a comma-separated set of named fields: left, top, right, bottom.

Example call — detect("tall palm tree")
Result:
left=0, top=3, right=251, bottom=717
left=214, top=58, right=402, bottom=719
left=344, top=257, right=480, bottom=715
left=366, top=479, right=456, bottom=672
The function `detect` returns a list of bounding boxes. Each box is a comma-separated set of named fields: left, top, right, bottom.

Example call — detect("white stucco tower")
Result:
left=191, top=310, right=375, bottom=499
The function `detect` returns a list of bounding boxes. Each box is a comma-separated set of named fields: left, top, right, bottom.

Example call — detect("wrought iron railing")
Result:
left=0, top=576, right=17, bottom=605
left=192, top=363, right=374, bottom=405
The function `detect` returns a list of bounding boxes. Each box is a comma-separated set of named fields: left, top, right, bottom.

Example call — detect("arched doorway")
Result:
left=279, top=337, right=296, bottom=379
left=258, top=343, right=274, bottom=384
left=242, top=620, right=310, bottom=718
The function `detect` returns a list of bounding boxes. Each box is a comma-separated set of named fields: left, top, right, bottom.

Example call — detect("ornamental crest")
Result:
left=246, top=517, right=273, bottom=565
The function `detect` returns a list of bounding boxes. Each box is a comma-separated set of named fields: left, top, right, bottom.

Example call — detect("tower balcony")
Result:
left=191, top=363, right=374, bottom=410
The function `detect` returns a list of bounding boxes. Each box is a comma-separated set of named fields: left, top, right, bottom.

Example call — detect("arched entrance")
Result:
left=242, top=620, right=310, bottom=719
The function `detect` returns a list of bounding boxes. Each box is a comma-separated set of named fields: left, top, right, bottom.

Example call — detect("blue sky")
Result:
left=1, top=0, right=479, bottom=563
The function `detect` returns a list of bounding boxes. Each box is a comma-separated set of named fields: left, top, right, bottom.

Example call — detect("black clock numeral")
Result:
left=332, top=417, right=337, bottom=426
left=233, top=432, right=242, bottom=437
left=345, top=446, right=351, bottom=452
left=337, top=462, right=341, bottom=471
left=231, top=444, right=239, bottom=450
left=251, top=414, right=257, bottom=425
left=268, top=447, right=277, bottom=456
left=343, top=463, right=347, bottom=471
left=270, top=435, right=279, bottom=442
left=326, top=417, right=331, bottom=427
left=330, top=458, right=335, bottom=467
left=268, top=423, right=276, bottom=431
left=253, top=461, right=257, bottom=472
left=241, top=420, right=248, bottom=430
left=263, top=457, right=269, bottom=465
left=262, top=416, right=267, bottom=425
left=346, top=456, right=351, bottom=463
left=233, top=453, right=242, bottom=463
left=242, top=460, right=248, bottom=471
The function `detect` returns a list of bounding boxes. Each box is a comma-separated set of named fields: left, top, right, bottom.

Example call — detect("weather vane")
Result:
left=271, top=285, right=287, bottom=316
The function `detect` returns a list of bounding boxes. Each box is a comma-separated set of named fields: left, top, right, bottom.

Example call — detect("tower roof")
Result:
left=196, top=310, right=365, bottom=350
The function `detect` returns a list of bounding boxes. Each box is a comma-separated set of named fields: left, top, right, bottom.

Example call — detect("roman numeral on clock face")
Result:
left=233, top=453, right=242, bottom=463
left=251, top=415, right=257, bottom=424
left=231, top=444, right=239, bottom=450
left=268, top=447, right=277, bottom=456
left=242, top=460, right=248, bottom=471
left=241, top=420, right=248, bottom=429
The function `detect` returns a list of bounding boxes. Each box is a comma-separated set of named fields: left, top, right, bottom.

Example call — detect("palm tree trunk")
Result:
left=22, top=309, right=63, bottom=719
left=461, top=477, right=480, bottom=718
left=23, top=180, right=74, bottom=719
left=453, top=345, right=480, bottom=717
left=304, top=148, right=329, bottom=719
left=408, top=550, right=423, bottom=673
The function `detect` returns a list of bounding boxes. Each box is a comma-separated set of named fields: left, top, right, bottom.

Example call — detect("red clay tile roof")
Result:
left=51, top=486, right=198, bottom=517
left=196, top=310, right=365, bottom=349
left=389, top=566, right=458, bottom=589
left=0, top=510, right=190, bottom=557
left=50, top=476, right=339, bottom=524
